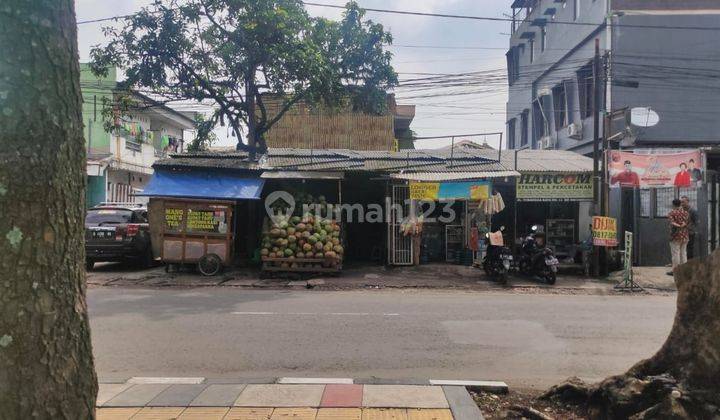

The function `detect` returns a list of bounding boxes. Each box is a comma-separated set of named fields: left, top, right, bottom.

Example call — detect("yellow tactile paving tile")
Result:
left=362, top=408, right=409, bottom=420
left=178, top=407, right=230, bottom=419
left=316, top=408, right=362, bottom=420
left=224, top=407, right=274, bottom=420
left=270, top=408, right=318, bottom=420
left=97, top=408, right=142, bottom=420
left=407, top=409, right=454, bottom=420
left=130, top=407, right=185, bottom=419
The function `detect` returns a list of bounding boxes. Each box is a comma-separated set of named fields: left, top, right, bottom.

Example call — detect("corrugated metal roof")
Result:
left=390, top=171, right=521, bottom=182
left=158, top=147, right=593, bottom=175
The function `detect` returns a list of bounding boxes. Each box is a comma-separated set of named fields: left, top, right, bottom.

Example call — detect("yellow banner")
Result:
left=470, top=184, right=489, bottom=200
left=409, top=182, right=440, bottom=200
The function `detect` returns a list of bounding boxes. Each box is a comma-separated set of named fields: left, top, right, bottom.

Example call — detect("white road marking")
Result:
left=278, top=377, right=354, bottom=384
left=128, top=377, right=205, bottom=384
left=231, top=311, right=401, bottom=316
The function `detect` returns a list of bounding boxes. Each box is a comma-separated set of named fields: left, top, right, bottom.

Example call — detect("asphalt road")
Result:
left=88, top=288, right=675, bottom=389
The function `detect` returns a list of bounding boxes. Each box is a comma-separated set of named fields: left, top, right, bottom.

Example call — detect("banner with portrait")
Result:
left=608, top=150, right=704, bottom=188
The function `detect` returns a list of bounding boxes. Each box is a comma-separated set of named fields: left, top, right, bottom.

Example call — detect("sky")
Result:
left=75, top=0, right=511, bottom=150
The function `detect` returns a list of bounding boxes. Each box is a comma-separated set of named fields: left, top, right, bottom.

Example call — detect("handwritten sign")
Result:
left=165, top=208, right=184, bottom=230
left=592, top=216, right=618, bottom=247
left=186, top=210, right=217, bottom=232
left=409, top=182, right=440, bottom=200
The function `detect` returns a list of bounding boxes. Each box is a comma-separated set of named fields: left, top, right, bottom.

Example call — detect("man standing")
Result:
left=611, top=160, right=641, bottom=187
left=668, top=199, right=689, bottom=275
left=681, top=196, right=699, bottom=259
left=688, top=159, right=703, bottom=185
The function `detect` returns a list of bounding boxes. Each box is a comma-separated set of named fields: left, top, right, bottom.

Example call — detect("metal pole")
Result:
left=497, top=133, right=503, bottom=163
left=450, top=136, right=455, bottom=168
left=592, top=38, right=602, bottom=277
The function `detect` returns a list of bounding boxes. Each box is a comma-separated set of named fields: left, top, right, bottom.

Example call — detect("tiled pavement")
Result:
left=97, top=378, right=488, bottom=420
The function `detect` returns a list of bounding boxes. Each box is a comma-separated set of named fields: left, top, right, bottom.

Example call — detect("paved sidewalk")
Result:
left=97, top=378, right=488, bottom=420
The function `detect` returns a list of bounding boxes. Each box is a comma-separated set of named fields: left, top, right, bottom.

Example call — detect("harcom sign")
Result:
left=517, top=172, right=594, bottom=201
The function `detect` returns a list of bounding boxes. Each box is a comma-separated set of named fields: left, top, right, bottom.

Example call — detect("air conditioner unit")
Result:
left=568, top=123, right=583, bottom=140
left=540, top=136, right=554, bottom=149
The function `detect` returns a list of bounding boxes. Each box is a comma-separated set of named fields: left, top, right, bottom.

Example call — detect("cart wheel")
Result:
left=198, top=254, right=222, bottom=276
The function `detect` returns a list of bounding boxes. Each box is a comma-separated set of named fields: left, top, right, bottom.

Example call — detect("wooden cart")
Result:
left=149, top=198, right=234, bottom=276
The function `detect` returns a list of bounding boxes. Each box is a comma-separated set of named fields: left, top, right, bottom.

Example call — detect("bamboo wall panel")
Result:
left=263, top=97, right=395, bottom=151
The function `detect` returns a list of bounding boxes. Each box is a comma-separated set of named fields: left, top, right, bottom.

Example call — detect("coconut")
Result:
left=315, top=252, right=324, bottom=258
left=269, top=252, right=277, bottom=258
left=303, top=243, right=313, bottom=252
left=314, top=242, right=324, bottom=251
left=287, top=227, right=296, bottom=236
left=260, top=248, right=269, bottom=256
left=323, top=243, right=333, bottom=252
left=333, top=245, right=344, bottom=254
left=287, top=235, right=297, bottom=243
left=308, top=236, right=318, bottom=245
left=296, top=252, right=305, bottom=258
left=283, top=248, right=294, bottom=257
left=270, top=228, right=281, bottom=238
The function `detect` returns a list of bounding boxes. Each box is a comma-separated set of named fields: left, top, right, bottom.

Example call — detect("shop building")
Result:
left=140, top=147, right=593, bottom=274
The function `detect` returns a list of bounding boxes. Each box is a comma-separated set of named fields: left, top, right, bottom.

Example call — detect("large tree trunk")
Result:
left=0, top=1, right=98, bottom=418
left=543, top=251, right=720, bottom=419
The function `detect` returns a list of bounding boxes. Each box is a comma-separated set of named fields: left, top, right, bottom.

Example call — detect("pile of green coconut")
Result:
left=260, top=210, right=344, bottom=270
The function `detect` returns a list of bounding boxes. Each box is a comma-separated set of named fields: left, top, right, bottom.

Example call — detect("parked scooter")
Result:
left=518, top=225, right=559, bottom=285
left=482, top=226, right=513, bottom=285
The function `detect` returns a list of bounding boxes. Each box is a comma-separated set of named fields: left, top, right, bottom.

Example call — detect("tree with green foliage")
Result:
left=91, top=0, right=398, bottom=159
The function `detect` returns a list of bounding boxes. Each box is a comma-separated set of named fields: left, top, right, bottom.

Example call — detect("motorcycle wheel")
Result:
left=497, top=271, right=508, bottom=285
left=545, top=271, right=557, bottom=285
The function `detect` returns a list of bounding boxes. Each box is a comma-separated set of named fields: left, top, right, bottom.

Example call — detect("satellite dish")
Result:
left=629, top=107, right=660, bottom=127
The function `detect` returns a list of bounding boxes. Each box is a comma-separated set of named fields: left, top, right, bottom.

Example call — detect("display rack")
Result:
left=546, top=219, right=575, bottom=258
left=445, top=224, right=464, bottom=263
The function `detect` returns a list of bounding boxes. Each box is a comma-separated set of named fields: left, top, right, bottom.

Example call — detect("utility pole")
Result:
left=592, top=38, right=603, bottom=277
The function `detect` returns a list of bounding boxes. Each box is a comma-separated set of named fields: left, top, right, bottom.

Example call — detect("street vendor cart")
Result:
left=150, top=198, right=234, bottom=276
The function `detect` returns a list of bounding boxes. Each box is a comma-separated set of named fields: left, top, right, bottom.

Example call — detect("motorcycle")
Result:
left=482, top=227, right=513, bottom=285
left=518, top=225, right=559, bottom=285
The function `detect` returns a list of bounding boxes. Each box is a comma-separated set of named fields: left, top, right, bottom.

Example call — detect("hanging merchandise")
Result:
left=478, top=191, right=506, bottom=215
left=161, top=134, right=170, bottom=148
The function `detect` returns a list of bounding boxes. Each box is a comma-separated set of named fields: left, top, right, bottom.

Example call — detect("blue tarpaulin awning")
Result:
left=139, top=170, right=264, bottom=200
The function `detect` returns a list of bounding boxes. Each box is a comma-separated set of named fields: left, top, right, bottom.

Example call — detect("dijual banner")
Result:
left=608, top=150, right=704, bottom=188
left=592, top=216, right=618, bottom=247
left=409, top=181, right=490, bottom=201
left=516, top=172, right=593, bottom=202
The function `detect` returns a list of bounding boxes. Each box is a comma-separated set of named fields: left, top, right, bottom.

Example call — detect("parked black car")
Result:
left=84, top=204, right=153, bottom=270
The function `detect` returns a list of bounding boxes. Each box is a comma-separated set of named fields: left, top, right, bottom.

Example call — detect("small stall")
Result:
left=140, top=168, right=265, bottom=275
left=152, top=198, right=234, bottom=275
left=257, top=171, right=346, bottom=276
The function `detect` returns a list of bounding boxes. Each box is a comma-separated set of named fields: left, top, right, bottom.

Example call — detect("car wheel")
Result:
left=85, top=259, right=95, bottom=271
left=198, top=254, right=222, bottom=276
left=141, top=248, right=155, bottom=268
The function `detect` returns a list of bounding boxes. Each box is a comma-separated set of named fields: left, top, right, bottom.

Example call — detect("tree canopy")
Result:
left=90, top=0, right=398, bottom=158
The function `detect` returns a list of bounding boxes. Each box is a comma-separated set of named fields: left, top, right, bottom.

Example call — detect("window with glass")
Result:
left=639, top=189, right=651, bottom=218
left=521, top=109, right=529, bottom=146
left=507, top=119, right=516, bottom=149
left=552, top=84, right=567, bottom=130
left=577, top=63, right=594, bottom=119
left=655, top=188, right=675, bottom=218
